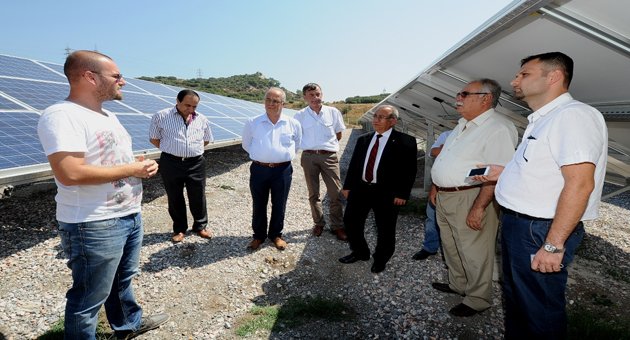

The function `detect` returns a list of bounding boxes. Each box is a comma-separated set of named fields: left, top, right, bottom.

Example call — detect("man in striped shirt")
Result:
left=150, top=89, right=214, bottom=243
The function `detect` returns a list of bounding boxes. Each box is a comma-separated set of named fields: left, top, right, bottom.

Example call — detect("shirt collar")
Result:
left=457, top=108, right=495, bottom=127
left=173, top=106, right=197, bottom=119
left=527, top=92, right=573, bottom=123
left=375, top=128, right=393, bottom=138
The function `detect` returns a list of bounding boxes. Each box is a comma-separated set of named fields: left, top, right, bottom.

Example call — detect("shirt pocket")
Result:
left=280, top=133, right=295, bottom=147
left=520, top=138, right=538, bottom=164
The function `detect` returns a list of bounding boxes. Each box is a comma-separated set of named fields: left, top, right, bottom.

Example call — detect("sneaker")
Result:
left=412, top=249, right=437, bottom=260
left=115, top=313, right=170, bottom=339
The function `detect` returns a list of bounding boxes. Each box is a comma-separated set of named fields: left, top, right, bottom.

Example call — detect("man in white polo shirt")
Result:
left=477, top=52, right=607, bottom=338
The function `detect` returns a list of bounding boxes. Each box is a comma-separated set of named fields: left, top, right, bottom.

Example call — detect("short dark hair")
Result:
left=302, top=83, right=321, bottom=93
left=64, top=50, right=113, bottom=82
left=177, top=89, right=199, bottom=102
left=521, top=52, right=574, bottom=88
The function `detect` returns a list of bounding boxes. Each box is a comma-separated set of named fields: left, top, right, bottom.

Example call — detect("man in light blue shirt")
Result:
left=242, top=87, right=302, bottom=251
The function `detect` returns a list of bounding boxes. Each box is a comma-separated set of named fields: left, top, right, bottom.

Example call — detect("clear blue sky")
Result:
left=2, top=0, right=512, bottom=101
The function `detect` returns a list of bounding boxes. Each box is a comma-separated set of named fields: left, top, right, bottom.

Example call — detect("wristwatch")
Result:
left=543, top=242, right=565, bottom=253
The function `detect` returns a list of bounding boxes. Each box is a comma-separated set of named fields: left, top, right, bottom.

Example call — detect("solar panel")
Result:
left=0, top=53, right=297, bottom=187
left=0, top=112, right=48, bottom=170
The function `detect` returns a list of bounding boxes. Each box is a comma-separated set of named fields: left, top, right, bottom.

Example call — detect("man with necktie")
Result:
left=338, top=105, right=417, bottom=273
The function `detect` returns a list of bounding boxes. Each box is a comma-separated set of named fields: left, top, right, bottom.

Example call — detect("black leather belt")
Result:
left=161, top=152, right=202, bottom=162
left=303, top=150, right=336, bottom=155
left=253, top=160, right=291, bottom=168
left=501, top=207, right=552, bottom=221
left=436, top=185, right=481, bottom=192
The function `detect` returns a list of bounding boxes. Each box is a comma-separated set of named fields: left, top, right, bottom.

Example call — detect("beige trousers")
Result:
left=436, top=188, right=499, bottom=311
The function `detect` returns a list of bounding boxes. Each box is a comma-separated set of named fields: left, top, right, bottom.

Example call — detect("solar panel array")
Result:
left=0, top=54, right=296, bottom=183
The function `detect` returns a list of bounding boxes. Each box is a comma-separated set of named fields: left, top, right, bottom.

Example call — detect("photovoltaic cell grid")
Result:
left=0, top=54, right=296, bottom=178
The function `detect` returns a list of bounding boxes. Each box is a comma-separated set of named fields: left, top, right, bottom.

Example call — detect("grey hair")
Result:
left=473, top=78, right=501, bottom=108
left=266, top=87, right=286, bottom=103
left=374, top=104, right=400, bottom=119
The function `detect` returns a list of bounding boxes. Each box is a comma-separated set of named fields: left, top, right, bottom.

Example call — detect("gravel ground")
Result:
left=1, top=128, right=629, bottom=339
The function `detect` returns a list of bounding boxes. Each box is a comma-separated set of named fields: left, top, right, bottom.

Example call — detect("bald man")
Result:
left=37, top=50, right=168, bottom=339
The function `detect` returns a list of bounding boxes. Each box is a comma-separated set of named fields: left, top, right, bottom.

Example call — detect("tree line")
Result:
left=140, top=73, right=388, bottom=105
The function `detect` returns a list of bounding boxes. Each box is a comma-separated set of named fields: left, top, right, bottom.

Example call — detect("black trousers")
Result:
left=343, top=182, right=400, bottom=265
left=159, top=153, right=208, bottom=234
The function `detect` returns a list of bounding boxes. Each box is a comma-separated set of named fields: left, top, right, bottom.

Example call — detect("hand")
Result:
left=134, top=159, right=158, bottom=179
left=393, top=198, right=406, bottom=206
left=341, top=189, right=349, bottom=199
left=531, top=248, right=564, bottom=273
left=465, top=207, right=485, bottom=230
left=429, top=184, right=437, bottom=206
left=471, top=164, right=504, bottom=183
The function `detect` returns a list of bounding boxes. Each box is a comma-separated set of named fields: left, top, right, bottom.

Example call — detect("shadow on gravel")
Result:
left=141, top=229, right=310, bottom=272
left=0, top=145, right=251, bottom=261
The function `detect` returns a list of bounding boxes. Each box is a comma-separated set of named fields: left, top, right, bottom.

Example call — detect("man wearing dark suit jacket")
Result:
left=339, top=105, right=417, bottom=273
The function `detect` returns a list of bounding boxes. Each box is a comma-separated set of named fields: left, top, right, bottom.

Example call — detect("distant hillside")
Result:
left=138, top=72, right=301, bottom=103
left=139, top=73, right=388, bottom=105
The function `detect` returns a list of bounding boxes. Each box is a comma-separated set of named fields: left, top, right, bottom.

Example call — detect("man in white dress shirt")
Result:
left=242, top=87, right=302, bottom=251
left=477, top=52, right=607, bottom=338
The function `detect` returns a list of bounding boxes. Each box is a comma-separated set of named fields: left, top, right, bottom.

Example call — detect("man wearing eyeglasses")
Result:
left=475, top=52, right=607, bottom=338
left=37, top=50, right=168, bottom=339
left=293, top=83, right=347, bottom=241
left=242, top=87, right=302, bottom=251
left=150, top=90, right=214, bottom=243
left=430, top=79, right=517, bottom=317
left=339, top=105, right=417, bottom=273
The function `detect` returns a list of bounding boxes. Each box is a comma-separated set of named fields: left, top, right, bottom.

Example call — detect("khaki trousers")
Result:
left=300, top=152, right=344, bottom=229
left=436, top=188, right=499, bottom=311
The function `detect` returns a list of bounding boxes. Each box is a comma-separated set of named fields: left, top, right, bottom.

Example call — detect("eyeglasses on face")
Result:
left=372, top=114, right=394, bottom=121
left=456, top=91, right=489, bottom=98
left=265, top=98, right=284, bottom=105
left=90, top=70, right=124, bottom=82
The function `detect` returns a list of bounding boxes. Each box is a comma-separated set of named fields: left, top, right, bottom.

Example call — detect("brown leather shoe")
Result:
left=171, top=232, right=185, bottom=243
left=332, top=228, right=348, bottom=241
left=247, top=239, right=264, bottom=251
left=196, top=228, right=212, bottom=239
left=272, top=237, right=287, bottom=250
left=312, top=225, right=324, bottom=236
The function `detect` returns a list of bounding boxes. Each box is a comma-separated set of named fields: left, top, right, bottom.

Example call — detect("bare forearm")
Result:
left=546, top=183, right=592, bottom=246
left=471, top=184, right=495, bottom=211
left=48, top=152, right=158, bottom=186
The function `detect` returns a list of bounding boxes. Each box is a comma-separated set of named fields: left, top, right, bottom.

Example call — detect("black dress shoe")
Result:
left=449, top=303, right=480, bottom=317
left=431, top=282, right=460, bottom=295
left=412, top=249, right=437, bottom=260
left=339, top=253, right=370, bottom=264
left=371, top=262, right=386, bottom=273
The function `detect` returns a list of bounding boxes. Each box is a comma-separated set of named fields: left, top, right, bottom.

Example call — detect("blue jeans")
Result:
left=501, top=212, right=584, bottom=339
left=422, top=201, right=441, bottom=253
left=249, top=162, right=292, bottom=240
left=58, top=213, right=144, bottom=339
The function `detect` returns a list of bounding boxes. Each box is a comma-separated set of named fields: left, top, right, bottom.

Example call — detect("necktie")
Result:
left=365, top=134, right=382, bottom=183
